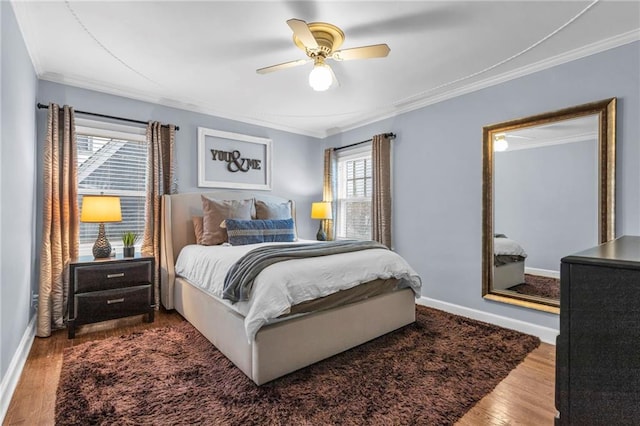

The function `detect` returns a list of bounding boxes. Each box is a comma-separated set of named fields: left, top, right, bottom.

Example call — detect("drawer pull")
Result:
left=107, top=273, right=125, bottom=279
left=107, top=298, right=125, bottom=304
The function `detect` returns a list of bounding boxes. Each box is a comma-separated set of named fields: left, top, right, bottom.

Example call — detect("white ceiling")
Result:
left=11, top=1, right=640, bottom=138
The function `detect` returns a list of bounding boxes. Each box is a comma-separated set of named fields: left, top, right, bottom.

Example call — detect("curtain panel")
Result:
left=322, top=148, right=338, bottom=240
left=372, top=133, right=392, bottom=248
left=141, top=122, right=176, bottom=307
left=37, top=104, right=79, bottom=337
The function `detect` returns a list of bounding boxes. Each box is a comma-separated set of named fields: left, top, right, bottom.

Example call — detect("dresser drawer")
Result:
left=74, top=285, right=152, bottom=324
left=73, top=260, right=152, bottom=293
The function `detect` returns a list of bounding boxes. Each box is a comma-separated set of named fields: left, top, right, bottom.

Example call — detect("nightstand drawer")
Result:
left=74, top=285, right=152, bottom=324
left=74, top=260, right=152, bottom=293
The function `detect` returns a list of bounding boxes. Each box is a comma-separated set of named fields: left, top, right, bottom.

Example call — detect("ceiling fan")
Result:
left=257, top=19, right=391, bottom=91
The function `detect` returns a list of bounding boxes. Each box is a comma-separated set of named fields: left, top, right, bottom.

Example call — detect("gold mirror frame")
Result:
left=482, top=98, right=616, bottom=314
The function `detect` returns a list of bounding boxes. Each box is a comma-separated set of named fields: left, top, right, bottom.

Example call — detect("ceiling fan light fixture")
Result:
left=258, top=19, right=390, bottom=91
left=308, top=58, right=333, bottom=91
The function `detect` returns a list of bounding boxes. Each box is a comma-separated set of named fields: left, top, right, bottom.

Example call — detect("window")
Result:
left=336, top=146, right=372, bottom=240
left=76, top=119, right=147, bottom=257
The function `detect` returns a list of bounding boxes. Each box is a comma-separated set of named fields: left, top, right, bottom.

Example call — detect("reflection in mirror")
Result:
left=482, top=99, right=616, bottom=314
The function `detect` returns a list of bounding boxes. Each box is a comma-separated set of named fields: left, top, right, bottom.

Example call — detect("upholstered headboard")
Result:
left=160, top=191, right=296, bottom=309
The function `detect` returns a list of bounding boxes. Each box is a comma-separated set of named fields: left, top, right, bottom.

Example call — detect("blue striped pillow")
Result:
left=225, top=218, right=295, bottom=245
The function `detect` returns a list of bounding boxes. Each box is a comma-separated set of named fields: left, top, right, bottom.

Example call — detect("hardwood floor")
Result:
left=456, top=343, right=556, bottom=425
left=3, top=310, right=184, bottom=426
left=3, top=310, right=556, bottom=425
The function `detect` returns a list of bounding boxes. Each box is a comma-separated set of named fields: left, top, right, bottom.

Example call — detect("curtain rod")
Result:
left=333, top=132, right=396, bottom=152
left=36, top=103, right=180, bottom=131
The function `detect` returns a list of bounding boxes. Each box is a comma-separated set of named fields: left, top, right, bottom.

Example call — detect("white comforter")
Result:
left=175, top=240, right=422, bottom=341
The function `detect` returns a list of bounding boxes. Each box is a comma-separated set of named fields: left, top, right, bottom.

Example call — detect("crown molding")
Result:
left=33, top=27, right=639, bottom=140
left=329, top=29, right=640, bottom=138
left=503, top=131, right=598, bottom=152
left=37, top=73, right=327, bottom=139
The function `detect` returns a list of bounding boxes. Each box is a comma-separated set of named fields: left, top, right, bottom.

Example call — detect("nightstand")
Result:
left=556, top=236, right=640, bottom=424
left=67, top=255, right=155, bottom=338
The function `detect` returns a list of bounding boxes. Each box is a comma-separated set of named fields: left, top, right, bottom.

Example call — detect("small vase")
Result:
left=123, top=247, right=135, bottom=258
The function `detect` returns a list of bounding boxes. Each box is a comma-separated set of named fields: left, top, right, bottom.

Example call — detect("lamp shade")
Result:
left=311, top=202, right=333, bottom=220
left=80, top=195, right=122, bottom=223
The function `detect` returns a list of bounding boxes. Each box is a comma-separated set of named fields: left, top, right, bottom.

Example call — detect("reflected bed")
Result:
left=493, top=235, right=526, bottom=291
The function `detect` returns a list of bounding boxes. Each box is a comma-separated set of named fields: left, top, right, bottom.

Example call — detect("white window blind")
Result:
left=76, top=119, right=147, bottom=257
left=336, top=145, right=372, bottom=240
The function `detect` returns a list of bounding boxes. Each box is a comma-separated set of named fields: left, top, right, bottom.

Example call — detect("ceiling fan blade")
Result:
left=287, top=18, right=318, bottom=50
left=331, top=44, right=390, bottom=61
left=256, top=59, right=310, bottom=74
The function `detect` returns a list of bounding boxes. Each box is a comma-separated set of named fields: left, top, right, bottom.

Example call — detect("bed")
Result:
left=160, top=191, right=421, bottom=385
left=493, top=235, right=527, bottom=290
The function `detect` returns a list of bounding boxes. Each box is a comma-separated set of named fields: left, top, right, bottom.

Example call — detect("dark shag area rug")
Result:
left=508, top=274, right=560, bottom=299
left=56, top=306, right=539, bottom=425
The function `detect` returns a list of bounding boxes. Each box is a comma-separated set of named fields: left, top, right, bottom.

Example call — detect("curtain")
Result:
left=141, top=122, right=176, bottom=307
left=372, top=133, right=392, bottom=248
left=322, top=148, right=338, bottom=240
left=37, top=104, right=79, bottom=337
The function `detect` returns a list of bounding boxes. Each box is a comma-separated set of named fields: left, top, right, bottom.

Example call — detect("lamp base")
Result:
left=316, top=222, right=327, bottom=241
left=93, top=223, right=112, bottom=259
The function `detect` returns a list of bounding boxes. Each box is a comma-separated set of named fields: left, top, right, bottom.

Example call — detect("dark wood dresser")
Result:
left=68, top=255, right=155, bottom=338
left=556, top=236, right=640, bottom=425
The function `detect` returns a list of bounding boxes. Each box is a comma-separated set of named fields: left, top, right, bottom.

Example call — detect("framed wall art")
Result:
left=197, top=127, right=272, bottom=190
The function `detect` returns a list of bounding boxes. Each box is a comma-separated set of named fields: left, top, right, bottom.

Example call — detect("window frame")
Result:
left=75, top=118, right=148, bottom=257
left=335, top=144, right=373, bottom=241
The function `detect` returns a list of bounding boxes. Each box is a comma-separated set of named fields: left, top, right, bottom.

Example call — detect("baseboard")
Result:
left=417, top=297, right=559, bottom=344
left=525, top=267, right=560, bottom=279
left=0, top=316, right=36, bottom=424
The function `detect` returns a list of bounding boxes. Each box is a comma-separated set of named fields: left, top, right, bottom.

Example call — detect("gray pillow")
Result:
left=255, top=199, right=292, bottom=220
left=201, top=196, right=254, bottom=245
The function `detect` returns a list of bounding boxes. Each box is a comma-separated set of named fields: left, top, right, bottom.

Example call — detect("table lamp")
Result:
left=80, top=195, right=122, bottom=259
left=311, top=201, right=332, bottom=241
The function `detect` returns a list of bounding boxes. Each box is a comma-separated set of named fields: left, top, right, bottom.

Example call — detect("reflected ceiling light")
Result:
left=494, top=135, right=509, bottom=152
left=308, top=57, right=333, bottom=91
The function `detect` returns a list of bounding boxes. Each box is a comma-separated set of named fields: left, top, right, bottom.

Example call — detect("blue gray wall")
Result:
left=36, top=81, right=324, bottom=287
left=495, top=140, right=598, bottom=271
left=0, top=0, right=38, bottom=397
left=324, top=41, right=640, bottom=330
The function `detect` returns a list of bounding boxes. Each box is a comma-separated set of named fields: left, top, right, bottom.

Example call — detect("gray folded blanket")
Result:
left=223, top=240, right=387, bottom=303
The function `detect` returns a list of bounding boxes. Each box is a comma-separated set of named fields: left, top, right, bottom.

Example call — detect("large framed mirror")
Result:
left=482, top=98, right=616, bottom=313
